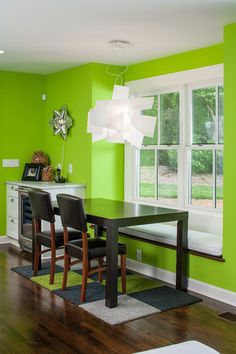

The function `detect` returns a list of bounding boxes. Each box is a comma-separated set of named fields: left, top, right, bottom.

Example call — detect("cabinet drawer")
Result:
left=7, top=184, right=18, bottom=198
left=7, top=217, right=19, bottom=239
left=7, top=196, right=19, bottom=218
left=46, top=187, right=86, bottom=201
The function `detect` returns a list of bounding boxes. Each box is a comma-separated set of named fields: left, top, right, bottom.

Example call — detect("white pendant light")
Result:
left=87, top=40, right=156, bottom=148
left=87, top=85, right=156, bottom=148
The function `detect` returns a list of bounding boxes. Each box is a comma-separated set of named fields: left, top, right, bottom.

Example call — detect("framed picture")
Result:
left=22, top=163, right=43, bottom=181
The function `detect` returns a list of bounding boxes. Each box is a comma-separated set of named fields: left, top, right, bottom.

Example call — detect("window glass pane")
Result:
left=218, top=86, right=224, bottom=144
left=216, top=150, right=223, bottom=209
left=158, top=150, right=178, bottom=205
left=191, top=150, right=213, bottom=208
left=139, top=150, right=155, bottom=198
left=142, top=95, right=158, bottom=146
left=192, top=87, right=216, bottom=144
left=160, top=92, right=179, bottom=145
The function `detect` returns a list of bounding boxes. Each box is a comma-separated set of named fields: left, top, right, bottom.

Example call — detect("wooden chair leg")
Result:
left=62, top=254, right=69, bottom=290
left=50, top=245, right=56, bottom=285
left=98, top=258, right=103, bottom=283
left=81, top=260, right=88, bottom=302
left=33, top=242, right=40, bottom=276
left=121, top=255, right=126, bottom=294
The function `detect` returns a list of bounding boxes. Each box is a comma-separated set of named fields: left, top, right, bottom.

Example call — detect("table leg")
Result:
left=105, top=227, right=118, bottom=308
left=32, top=221, right=35, bottom=270
left=94, top=225, right=103, bottom=237
left=176, top=218, right=188, bottom=291
left=32, top=219, right=41, bottom=271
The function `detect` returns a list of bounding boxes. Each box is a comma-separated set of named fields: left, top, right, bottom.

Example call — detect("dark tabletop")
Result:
left=53, top=198, right=188, bottom=228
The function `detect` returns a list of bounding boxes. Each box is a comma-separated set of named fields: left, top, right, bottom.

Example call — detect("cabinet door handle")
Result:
left=11, top=198, right=14, bottom=202
left=11, top=219, right=14, bottom=223
left=11, top=186, right=14, bottom=190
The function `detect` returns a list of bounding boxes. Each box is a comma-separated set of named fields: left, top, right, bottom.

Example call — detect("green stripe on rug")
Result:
left=31, top=271, right=93, bottom=291
left=101, top=273, right=162, bottom=293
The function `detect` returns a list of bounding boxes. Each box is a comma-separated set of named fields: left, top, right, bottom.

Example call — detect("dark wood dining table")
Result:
left=33, top=198, right=189, bottom=309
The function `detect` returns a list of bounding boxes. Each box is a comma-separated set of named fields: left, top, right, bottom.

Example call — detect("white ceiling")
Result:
left=0, top=0, right=236, bottom=75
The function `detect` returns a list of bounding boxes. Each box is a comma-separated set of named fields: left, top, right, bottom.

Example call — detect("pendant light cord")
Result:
left=106, top=39, right=130, bottom=85
left=106, top=65, right=129, bottom=85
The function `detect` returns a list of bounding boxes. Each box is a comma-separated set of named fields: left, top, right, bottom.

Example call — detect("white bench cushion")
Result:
left=134, top=340, right=219, bottom=353
left=119, top=223, right=222, bottom=256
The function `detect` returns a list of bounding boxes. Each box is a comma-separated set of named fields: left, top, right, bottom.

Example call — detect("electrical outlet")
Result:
left=2, top=159, right=19, bottom=167
left=68, top=164, right=73, bottom=174
left=136, top=249, right=142, bottom=262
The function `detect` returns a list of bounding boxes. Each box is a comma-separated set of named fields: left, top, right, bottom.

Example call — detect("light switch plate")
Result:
left=2, top=159, right=19, bottom=167
left=68, top=164, right=73, bottom=174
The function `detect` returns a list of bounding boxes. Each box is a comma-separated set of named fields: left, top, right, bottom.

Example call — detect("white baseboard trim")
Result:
left=0, top=236, right=23, bottom=250
left=0, top=236, right=19, bottom=246
left=127, top=258, right=236, bottom=307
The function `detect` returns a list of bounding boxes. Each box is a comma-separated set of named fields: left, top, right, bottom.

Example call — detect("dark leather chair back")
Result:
left=28, top=189, right=55, bottom=223
left=57, top=194, right=87, bottom=233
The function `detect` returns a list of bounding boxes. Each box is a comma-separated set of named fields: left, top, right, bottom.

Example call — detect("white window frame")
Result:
left=125, top=65, right=224, bottom=233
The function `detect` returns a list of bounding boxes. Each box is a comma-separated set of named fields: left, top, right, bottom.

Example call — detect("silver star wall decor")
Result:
left=49, top=105, right=73, bottom=139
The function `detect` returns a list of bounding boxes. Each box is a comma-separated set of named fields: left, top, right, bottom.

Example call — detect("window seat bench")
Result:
left=118, top=223, right=224, bottom=262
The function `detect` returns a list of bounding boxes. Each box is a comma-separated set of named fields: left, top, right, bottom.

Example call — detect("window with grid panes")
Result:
left=137, top=84, right=223, bottom=211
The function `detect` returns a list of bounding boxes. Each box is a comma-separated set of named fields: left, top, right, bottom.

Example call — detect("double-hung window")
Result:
left=189, top=84, right=223, bottom=209
left=125, top=65, right=223, bottom=213
left=139, top=91, right=180, bottom=206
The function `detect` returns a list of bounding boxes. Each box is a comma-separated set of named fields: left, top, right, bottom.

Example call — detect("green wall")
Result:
left=0, top=71, right=44, bottom=235
left=91, top=64, right=124, bottom=200
left=43, top=64, right=93, bottom=197
left=0, top=64, right=124, bottom=236
left=126, top=44, right=223, bottom=81
left=43, top=63, right=124, bottom=200
left=222, top=22, right=236, bottom=289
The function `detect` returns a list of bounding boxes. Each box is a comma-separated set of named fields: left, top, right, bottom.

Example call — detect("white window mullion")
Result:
left=186, top=147, right=192, bottom=207
left=215, top=86, right=219, bottom=144
left=178, top=84, right=186, bottom=208
left=178, top=147, right=185, bottom=208
left=157, top=94, right=161, bottom=145
left=188, top=86, right=193, bottom=146
left=136, top=148, right=140, bottom=200
left=155, top=149, right=158, bottom=200
left=213, top=148, right=216, bottom=209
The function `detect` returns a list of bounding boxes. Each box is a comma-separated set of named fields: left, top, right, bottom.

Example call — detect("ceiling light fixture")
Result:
left=87, top=85, right=156, bottom=148
left=108, top=39, right=131, bottom=49
left=87, top=40, right=156, bottom=148
left=0, top=50, right=5, bottom=54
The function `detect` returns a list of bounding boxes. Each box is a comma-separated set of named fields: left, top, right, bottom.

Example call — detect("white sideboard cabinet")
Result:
left=6, top=181, right=86, bottom=251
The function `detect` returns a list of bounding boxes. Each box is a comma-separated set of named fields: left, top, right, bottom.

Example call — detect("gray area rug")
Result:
left=11, top=264, right=202, bottom=325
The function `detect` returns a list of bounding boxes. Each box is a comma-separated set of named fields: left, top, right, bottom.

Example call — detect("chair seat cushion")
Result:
left=36, top=229, right=83, bottom=248
left=66, top=237, right=126, bottom=260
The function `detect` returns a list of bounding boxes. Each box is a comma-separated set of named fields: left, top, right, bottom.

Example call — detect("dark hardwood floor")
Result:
left=0, top=243, right=236, bottom=354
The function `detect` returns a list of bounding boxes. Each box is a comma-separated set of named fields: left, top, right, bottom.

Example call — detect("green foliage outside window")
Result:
left=160, top=92, right=179, bottom=145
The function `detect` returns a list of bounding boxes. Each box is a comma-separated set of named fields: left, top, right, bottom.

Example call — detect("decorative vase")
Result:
left=41, top=166, right=54, bottom=181
left=32, top=151, right=49, bottom=166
